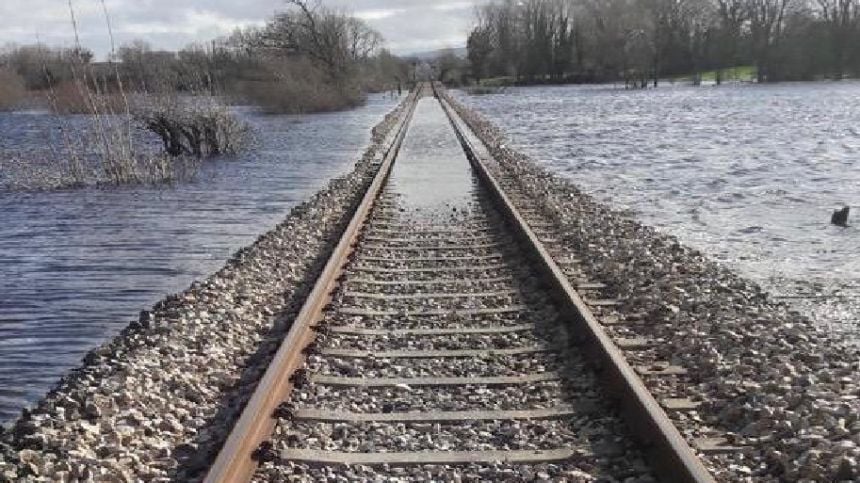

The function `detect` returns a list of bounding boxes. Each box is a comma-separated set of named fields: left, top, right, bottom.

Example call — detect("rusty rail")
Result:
left=205, top=83, right=715, bottom=483
left=434, top=85, right=715, bottom=483
left=203, top=87, right=420, bottom=483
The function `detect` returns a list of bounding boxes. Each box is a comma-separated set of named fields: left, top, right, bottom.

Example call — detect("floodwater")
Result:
left=390, top=98, right=476, bottom=212
left=457, top=82, right=859, bottom=338
left=0, top=94, right=402, bottom=423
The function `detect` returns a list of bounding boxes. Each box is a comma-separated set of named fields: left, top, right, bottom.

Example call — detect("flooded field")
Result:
left=457, top=82, right=859, bottom=338
left=0, top=95, right=401, bottom=423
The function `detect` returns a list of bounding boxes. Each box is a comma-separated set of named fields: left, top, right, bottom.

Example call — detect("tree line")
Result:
left=466, top=0, right=860, bottom=86
left=0, top=0, right=411, bottom=113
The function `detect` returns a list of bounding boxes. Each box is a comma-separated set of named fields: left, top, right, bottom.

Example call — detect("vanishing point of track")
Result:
left=204, top=85, right=716, bottom=482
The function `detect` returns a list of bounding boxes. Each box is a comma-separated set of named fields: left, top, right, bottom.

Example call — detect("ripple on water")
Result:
left=0, top=94, right=403, bottom=423
left=457, top=82, right=860, bottom=340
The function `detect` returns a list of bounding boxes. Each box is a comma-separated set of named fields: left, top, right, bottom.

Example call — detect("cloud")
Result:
left=431, top=2, right=477, bottom=12
left=0, top=0, right=478, bottom=57
left=354, top=8, right=407, bottom=21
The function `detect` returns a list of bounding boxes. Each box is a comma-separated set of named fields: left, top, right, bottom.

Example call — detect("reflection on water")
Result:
left=0, top=94, right=401, bottom=423
left=389, top=98, right=476, bottom=214
left=458, top=82, right=860, bottom=338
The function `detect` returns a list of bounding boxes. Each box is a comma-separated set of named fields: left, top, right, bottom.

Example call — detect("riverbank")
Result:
left=441, top=89, right=860, bottom=480
left=0, top=94, right=413, bottom=481
left=469, top=66, right=758, bottom=90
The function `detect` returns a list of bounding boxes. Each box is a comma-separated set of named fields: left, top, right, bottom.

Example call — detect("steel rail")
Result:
left=206, top=84, right=714, bottom=482
left=203, top=87, right=420, bottom=483
left=434, top=85, right=716, bottom=483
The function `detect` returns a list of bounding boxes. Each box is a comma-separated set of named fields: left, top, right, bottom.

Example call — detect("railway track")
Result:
left=205, top=85, right=715, bottom=482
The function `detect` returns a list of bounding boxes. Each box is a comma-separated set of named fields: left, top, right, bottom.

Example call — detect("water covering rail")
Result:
left=203, top=87, right=420, bottom=483
left=206, top=84, right=715, bottom=482
left=434, top=84, right=715, bottom=483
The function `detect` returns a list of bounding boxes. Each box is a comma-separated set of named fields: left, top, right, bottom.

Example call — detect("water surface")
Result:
left=0, top=95, right=401, bottom=423
left=391, top=98, right=475, bottom=212
left=457, top=83, right=859, bottom=337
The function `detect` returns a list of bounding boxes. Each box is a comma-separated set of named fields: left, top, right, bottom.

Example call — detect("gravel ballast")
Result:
left=255, top=96, right=657, bottom=482
left=0, top=94, right=415, bottom=482
left=441, top=89, right=860, bottom=482
left=5, top=87, right=857, bottom=482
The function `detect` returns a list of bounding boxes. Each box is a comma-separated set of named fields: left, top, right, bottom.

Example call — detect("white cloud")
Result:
left=355, top=8, right=407, bottom=21
left=119, top=10, right=264, bottom=36
left=431, top=2, right=475, bottom=11
left=0, top=0, right=475, bottom=57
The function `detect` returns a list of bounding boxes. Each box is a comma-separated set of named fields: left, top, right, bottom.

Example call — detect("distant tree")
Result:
left=745, top=0, right=794, bottom=82
left=548, top=0, right=577, bottom=81
left=467, top=0, right=860, bottom=84
left=816, top=0, right=859, bottom=78
left=712, top=0, right=748, bottom=83
left=264, top=0, right=382, bottom=84
left=434, top=49, right=466, bottom=84
left=467, top=27, right=493, bottom=83
left=117, top=41, right=179, bottom=92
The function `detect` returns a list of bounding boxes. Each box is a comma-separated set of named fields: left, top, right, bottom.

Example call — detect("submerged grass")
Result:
left=0, top=154, right=202, bottom=191
left=0, top=0, right=249, bottom=193
left=1, top=88, right=250, bottom=192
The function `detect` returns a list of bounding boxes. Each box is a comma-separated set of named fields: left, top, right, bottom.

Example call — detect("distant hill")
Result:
left=403, top=47, right=467, bottom=60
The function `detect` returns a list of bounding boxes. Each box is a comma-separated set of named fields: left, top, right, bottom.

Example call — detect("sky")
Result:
left=0, top=0, right=481, bottom=58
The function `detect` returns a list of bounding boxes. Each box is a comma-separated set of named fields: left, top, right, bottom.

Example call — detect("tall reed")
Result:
left=2, top=1, right=250, bottom=191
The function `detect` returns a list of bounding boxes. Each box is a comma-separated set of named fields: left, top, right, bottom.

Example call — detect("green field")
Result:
left=675, top=66, right=757, bottom=83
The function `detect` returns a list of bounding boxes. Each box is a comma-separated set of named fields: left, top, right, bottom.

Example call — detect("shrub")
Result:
left=48, top=80, right=126, bottom=115
left=234, top=58, right=366, bottom=114
left=0, top=68, right=27, bottom=111
left=133, top=95, right=249, bottom=157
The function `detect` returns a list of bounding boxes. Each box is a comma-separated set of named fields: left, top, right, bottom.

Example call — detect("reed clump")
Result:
left=0, top=0, right=253, bottom=192
left=133, top=95, right=249, bottom=157
left=1, top=85, right=248, bottom=191
left=0, top=153, right=201, bottom=191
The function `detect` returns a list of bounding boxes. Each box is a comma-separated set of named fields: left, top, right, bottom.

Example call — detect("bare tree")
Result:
left=745, top=0, right=794, bottom=82
left=479, top=0, right=520, bottom=77
left=264, top=0, right=382, bottom=83
left=816, top=0, right=859, bottom=77
left=118, top=41, right=178, bottom=92
left=555, top=2, right=578, bottom=78
left=434, top=49, right=466, bottom=84
left=468, top=26, right=493, bottom=83
left=712, top=0, right=747, bottom=83
left=346, top=17, right=383, bottom=61
left=687, top=0, right=718, bottom=83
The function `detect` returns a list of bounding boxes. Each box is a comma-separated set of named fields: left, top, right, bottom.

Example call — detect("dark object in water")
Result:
left=831, top=206, right=850, bottom=227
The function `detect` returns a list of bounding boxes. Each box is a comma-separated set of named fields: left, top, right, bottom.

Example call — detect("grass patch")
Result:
left=465, top=85, right=508, bottom=96
left=674, top=66, right=757, bottom=83
left=476, top=77, right=518, bottom=88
